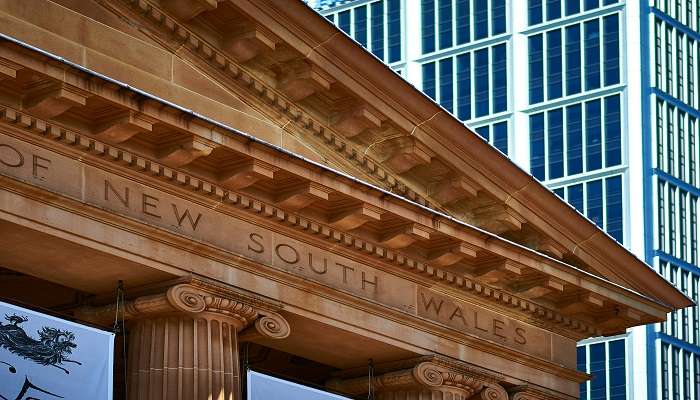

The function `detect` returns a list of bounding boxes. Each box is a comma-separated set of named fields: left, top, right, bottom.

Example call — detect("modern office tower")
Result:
left=314, top=1, right=700, bottom=399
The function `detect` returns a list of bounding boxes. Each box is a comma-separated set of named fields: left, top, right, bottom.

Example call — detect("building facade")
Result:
left=313, top=0, right=700, bottom=399
left=0, top=1, right=691, bottom=400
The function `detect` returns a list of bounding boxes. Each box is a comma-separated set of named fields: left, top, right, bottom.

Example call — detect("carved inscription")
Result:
left=84, top=166, right=415, bottom=312
left=417, top=287, right=551, bottom=359
left=103, top=179, right=202, bottom=231
left=0, top=137, right=82, bottom=199
left=246, top=232, right=415, bottom=312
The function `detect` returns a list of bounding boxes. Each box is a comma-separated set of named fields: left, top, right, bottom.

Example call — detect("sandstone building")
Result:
left=0, top=0, right=691, bottom=399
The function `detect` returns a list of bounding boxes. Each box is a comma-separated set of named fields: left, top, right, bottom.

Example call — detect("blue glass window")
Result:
left=492, top=44, right=508, bottom=113
left=354, top=6, right=368, bottom=47
left=474, top=0, right=488, bottom=40
left=567, top=104, right=583, bottom=175
left=438, top=0, right=453, bottom=50
left=565, top=0, right=580, bottom=15
left=456, top=53, right=471, bottom=120
left=587, top=179, right=604, bottom=228
left=456, top=0, right=470, bottom=44
left=554, top=187, right=565, bottom=199
left=609, top=340, right=626, bottom=400
left=605, top=94, right=622, bottom=167
left=565, top=25, right=581, bottom=95
left=439, top=58, right=454, bottom=112
left=529, top=0, right=543, bottom=25
left=584, top=19, right=601, bottom=90
left=370, top=2, right=385, bottom=60
left=547, top=29, right=563, bottom=99
left=476, top=126, right=490, bottom=140
left=606, top=176, right=623, bottom=242
left=586, top=99, right=602, bottom=171
left=603, top=14, right=620, bottom=86
left=387, top=0, right=401, bottom=62
left=493, top=121, right=508, bottom=154
left=422, top=62, right=436, bottom=100
left=584, top=0, right=599, bottom=10
left=577, top=347, right=588, bottom=400
left=475, top=48, right=490, bottom=117
left=547, top=0, right=561, bottom=21
left=568, top=183, right=584, bottom=212
left=603, top=0, right=617, bottom=4
left=530, top=113, right=546, bottom=180
left=422, top=0, right=435, bottom=54
left=492, top=0, right=507, bottom=35
left=325, top=14, right=335, bottom=23
left=338, top=10, right=351, bottom=34
left=529, top=34, right=544, bottom=104
left=548, top=109, right=564, bottom=179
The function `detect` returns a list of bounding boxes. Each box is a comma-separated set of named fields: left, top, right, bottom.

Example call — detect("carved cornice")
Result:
left=0, top=103, right=609, bottom=339
left=76, top=277, right=290, bottom=338
left=327, top=356, right=508, bottom=400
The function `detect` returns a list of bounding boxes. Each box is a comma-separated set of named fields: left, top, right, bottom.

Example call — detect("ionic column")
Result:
left=77, top=279, right=290, bottom=400
left=327, top=356, right=508, bottom=400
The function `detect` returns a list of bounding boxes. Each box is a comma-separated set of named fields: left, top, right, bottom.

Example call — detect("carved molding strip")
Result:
left=0, top=104, right=601, bottom=338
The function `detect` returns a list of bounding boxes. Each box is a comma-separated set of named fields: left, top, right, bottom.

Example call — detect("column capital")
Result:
left=77, top=276, right=290, bottom=338
left=328, top=355, right=508, bottom=400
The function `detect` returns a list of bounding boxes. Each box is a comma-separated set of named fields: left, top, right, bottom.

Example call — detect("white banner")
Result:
left=0, top=301, right=114, bottom=400
left=247, top=371, right=351, bottom=400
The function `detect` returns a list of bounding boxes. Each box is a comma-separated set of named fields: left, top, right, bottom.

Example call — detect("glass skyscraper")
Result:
left=313, top=0, right=700, bottom=399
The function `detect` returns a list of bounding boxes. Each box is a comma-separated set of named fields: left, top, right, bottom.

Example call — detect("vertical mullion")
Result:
left=471, top=0, right=475, bottom=40
left=471, top=50, right=475, bottom=118
left=453, top=0, right=457, bottom=47
left=605, top=341, right=611, bottom=400
left=545, top=110, right=550, bottom=179
left=351, top=6, right=355, bottom=37
left=563, top=103, right=569, bottom=175
left=385, top=1, right=389, bottom=60
left=435, top=0, right=439, bottom=51
left=602, top=176, right=608, bottom=232
left=583, top=98, right=588, bottom=171
left=579, top=21, right=584, bottom=92
left=598, top=16, right=604, bottom=88
left=488, top=0, right=492, bottom=38
left=544, top=31, right=549, bottom=101
left=488, top=46, right=493, bottom=114
left=602, top=95, right=608, bottom=167
left=453, top=55, right=458, bottom=112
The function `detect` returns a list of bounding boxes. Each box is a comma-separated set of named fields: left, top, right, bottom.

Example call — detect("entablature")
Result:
left=0, top=39, right=673, bottom=343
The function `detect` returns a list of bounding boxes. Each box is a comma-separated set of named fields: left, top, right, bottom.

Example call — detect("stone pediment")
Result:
left=0, top=0, right=689, bottom=319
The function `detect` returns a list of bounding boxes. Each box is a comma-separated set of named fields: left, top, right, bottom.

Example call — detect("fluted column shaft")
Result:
left=127, top=313, right=244, bottom=400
